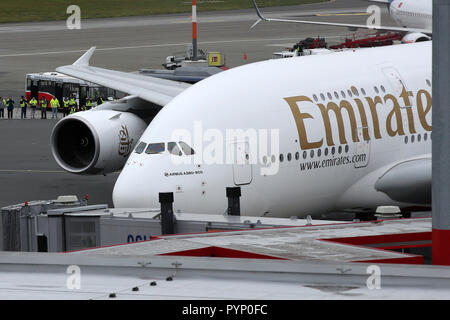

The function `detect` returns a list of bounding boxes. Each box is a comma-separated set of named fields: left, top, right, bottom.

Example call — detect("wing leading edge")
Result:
left=56, top=47, right=191, bottom=107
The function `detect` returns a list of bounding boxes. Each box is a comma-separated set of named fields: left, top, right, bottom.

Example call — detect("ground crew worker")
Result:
left=29, top=97, right=37, bottom=119
left=50, top=97, right=60, bottom=119
left=85, top=98, right=92, bottom=110
left=62, top=97, right=69, bottom=117
left=40, top=97, right=48, bottom=119
left=6, top=97, right=14, bottom=119
left=0, top=97, right=5, bottom=118
left=96, top=96, right=104, bottom=106
left=69, top=96, right=77, bottom=112
left=20, top=96, right=27, bottom=119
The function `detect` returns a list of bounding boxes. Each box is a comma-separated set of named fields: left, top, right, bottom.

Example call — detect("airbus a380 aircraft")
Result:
left=252, top=0, right=432, bottom=43
left=387, top=0, right=432, bottom=31
left=52, top=41, right=431, bottom=218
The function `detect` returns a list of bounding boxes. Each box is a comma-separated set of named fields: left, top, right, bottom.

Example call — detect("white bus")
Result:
left=25, top=72, right=123, bottom=109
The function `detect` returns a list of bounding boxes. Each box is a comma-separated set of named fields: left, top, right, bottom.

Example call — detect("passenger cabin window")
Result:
left=168, top=142, right=182, bottom=156
left=179, top=141, right=195, bottom=155
left=145, top=143, right=165, bottom=154
left=134, top=142, right=147, bottom=154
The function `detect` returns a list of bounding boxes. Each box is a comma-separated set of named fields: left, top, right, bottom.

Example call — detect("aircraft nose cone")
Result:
left=112, top=166, right=159, bottom=208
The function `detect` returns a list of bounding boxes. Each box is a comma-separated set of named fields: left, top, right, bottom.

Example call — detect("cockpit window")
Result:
left=168, top=142, right=182, bottom=156
left=145, top=143, right=165, bottom=154
left=134, top=142, right=147, bottom=154
left=179, top=141, right=195, bottom=155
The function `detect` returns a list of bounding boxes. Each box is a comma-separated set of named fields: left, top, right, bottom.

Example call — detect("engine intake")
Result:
left=402, top=32, right=431, bottom=43
left=54, top=118, right=98, bottom=171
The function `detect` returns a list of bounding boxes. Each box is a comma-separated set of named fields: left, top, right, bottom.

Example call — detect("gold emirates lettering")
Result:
left=284, top=87, right=432, bottom=150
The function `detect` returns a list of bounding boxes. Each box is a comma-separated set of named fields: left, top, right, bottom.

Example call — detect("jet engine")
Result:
left=51, top=107, right=147, bottom=175
left=401, top=32, right=431, bottom=43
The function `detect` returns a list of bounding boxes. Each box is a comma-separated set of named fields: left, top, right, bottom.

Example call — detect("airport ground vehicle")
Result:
left=25, top=72, right=121, bottom=108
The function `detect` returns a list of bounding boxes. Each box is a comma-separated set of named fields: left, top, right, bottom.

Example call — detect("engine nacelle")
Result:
left=51, top=108, right=147, bottom=174
left=401, top=32, right=431, bottom=43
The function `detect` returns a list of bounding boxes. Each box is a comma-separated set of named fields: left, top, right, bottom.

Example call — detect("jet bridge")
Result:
left=1, top=194, right=340, bottom=253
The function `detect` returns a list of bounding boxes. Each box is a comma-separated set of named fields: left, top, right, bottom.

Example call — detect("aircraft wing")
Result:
left=56, top=47, right=191, bottom=107
left=251, top=0, right=431, bottom=34
left=375, top=155, right=431, bottom=205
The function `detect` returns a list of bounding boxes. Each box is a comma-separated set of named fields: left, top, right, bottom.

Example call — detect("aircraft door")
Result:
left=354, top=126, right=370, bottom=168
left=55, top=82, right=63, bottom=104
left=30, top=80, right=39, bottom=99
left=381, top=66, right=406, bottom=97
left=231, top=141, right=252, bottom=185
left=382, top=66, right=411, bottom=146
left=79, top=86, right=87, bottom=107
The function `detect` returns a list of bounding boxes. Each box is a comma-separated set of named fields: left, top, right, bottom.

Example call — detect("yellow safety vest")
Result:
left=51, top=98, right=60, bottom=108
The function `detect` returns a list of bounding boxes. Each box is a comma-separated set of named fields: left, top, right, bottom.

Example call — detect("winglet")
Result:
left=251, top=0, right=268, bottom=28
left=73, top=46, right=96, bottom=67
left=251, top=0, right=266, bottom=20
left=250, top=18, right=262, bottom=29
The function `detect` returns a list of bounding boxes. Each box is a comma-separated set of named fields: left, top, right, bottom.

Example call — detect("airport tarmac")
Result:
left=0, top=0, right=396, bottom=209
left=0, top=118, right=119, bottom=208
left=0, top=0, right=395, bottom=98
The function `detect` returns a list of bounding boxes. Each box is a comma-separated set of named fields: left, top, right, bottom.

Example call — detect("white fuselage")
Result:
left=113, top=41, right=432, bottom=218
left=390, top=0, right=432, bottom=30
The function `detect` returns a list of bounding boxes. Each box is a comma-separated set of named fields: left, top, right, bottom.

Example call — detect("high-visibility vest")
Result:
left=29, top=98, right=37, bottom=107
left=41, top=99, right=48, bottom=108
left=6, top=99, right=14, bottom=109
left=86, top=100, right=92, bottom=107
left=50, top=98, right=59, bottom=109
left=69, top=98, right=76, bottom=106
left=63, top=100, right=69, bottom=108
left=20, top=99, right=26, bottom=108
